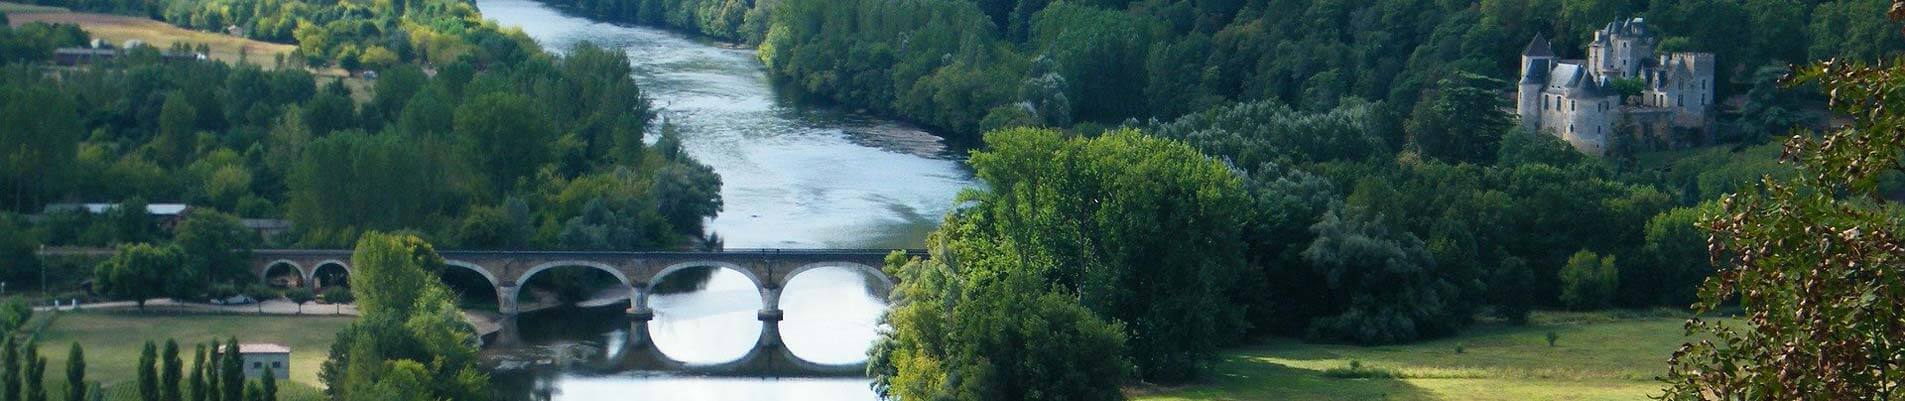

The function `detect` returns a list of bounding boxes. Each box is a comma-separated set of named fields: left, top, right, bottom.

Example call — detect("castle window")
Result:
left=1678, top=95, right=1684, bottom=107
left=1570, top=100, right=1576, bottom=111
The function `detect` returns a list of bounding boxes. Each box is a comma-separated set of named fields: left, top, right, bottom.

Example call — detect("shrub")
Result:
left=1546, top=331, right=1560, bottom=347
left=321, top=287, right=353, bottom=304
left=1559, top=250, right=1619, bottom=310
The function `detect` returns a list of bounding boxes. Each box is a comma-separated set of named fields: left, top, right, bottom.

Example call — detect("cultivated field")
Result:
left=1, top=2, right=295, bottom=65
left=1133, top=310, right=1709, bottom=401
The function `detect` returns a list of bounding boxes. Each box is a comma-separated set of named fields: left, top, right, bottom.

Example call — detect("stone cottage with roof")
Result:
left=1515, top=18, right=1716, bottom=155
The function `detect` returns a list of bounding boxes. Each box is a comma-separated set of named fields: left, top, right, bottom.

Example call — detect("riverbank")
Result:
left=1131, top=310, right=1702, bottom=401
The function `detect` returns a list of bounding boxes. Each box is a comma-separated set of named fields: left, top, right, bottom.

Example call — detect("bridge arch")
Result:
left=311, top=260, right=351, bottom=290
left=651, top=261, right=769, bottom=308
left=442, top=260, right=500, bottom=287
left=261, top=260, right=305, bottom=288
left=512, top=260, right=639, bottom=314
left=782, top=261, right=895, bottom=294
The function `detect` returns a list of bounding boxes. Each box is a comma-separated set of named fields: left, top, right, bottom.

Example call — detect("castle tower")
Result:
left=1516, top=34, right=1555, bottom=132
left=1587, top=18, right=1654, bottom=78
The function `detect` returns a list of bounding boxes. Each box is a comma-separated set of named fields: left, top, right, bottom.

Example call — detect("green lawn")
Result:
left=1134, top=311, right=1711, bottom=401
left=32, top=312, right=353, bottom=401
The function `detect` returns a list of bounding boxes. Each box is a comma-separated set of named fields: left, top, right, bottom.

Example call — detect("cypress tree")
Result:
left=258, top=368, right=274, bottom=401
left=23, top=350, right=42, bottom=401
left=4, top=337, right=18, bottom=401
left=204, top=340, right=218, bottom=401
left=241, top=382, right=257, bottom=401
left=61, top=344, right=81, bottom=401
left=188, top=344, right=204, bottom=401
left=161, top=340, right=180, bottom=401
left=137, top=341, right=156, bottom=401
left=218, top=338, right=240, bottom=401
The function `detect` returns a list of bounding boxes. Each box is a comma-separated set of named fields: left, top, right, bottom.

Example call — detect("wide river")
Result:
left=472, top=0, right=974, bottom=399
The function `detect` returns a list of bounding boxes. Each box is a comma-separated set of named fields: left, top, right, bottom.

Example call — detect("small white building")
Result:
left=228, top=343, right=291, bottom=379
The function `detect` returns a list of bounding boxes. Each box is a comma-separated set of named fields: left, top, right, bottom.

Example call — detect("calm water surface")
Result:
left=473, top=0, right=973, bottom=398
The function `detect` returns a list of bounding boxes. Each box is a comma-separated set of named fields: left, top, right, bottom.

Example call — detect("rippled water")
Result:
left=473, top=0, right=972, bottom=398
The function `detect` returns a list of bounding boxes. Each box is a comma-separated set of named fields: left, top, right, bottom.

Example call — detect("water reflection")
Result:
left=495, top=370, right=882, bottom=401
left=781, top=267, right=887, bottom=365
left=473, top=0, right=961, bottom=397
left=487, top=266, right=893, bottom=398
left=649, top=268, right=762, bottom=363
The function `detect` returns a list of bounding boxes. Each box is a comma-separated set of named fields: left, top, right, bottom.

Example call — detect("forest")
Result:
left=543, top=0, right=1894, bottom=145
left=0, top=0, right=723, bottom=290
left=3, top=0, right=1905, bottom=398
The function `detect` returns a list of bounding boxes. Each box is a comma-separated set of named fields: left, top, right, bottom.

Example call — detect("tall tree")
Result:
left=1301, top=208, right=1460, bottom=344
left=161, top=340, right=181, bottom=401
left=1406, top=72, right=1515, bottom=164
left=948, top=127, right=1249, bottom=383
left=3, top=337, right=16, bottom=401
left=0, top=84, right=80, bottom=212
left=203, top=340, right=219, bottom=401
left=21, top=345, right=40, bottom=401
left=258, top=367, right=275, bottom=401
left=319, top=232, right=489, bottom=401
left=95, top=244, right=183, bottom=311
left=61, top=344, right=81, bottom=401
left=187, top=344, right=204, bottom=401
left=155, top=93, right=197, bottom=167
left=137, top=341, right=156, bottom=401
left=454, top=93, right=554, bottom=192
left=219, top=338, right=239, bottom=401
left=870, top=250, right=1130, bottom=401
left=174, top=211, right=256, bottom=286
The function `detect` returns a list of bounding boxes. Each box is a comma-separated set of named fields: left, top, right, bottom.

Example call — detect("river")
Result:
left=471, top=0, right=974, bottom=399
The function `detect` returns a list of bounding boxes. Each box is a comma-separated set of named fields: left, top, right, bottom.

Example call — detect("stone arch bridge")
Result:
left=253, top=248, right=918, bottom=375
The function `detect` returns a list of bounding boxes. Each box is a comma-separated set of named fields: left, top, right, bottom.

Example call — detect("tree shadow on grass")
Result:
left=1134, top=353, right=1440, bottom=401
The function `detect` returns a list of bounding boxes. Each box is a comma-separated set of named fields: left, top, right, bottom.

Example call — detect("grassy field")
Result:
left=32, top=312, right=352, bottom=401
left=1, top=1, right=295, bottom=64
left=1133, top=310, right=1708, bottom=401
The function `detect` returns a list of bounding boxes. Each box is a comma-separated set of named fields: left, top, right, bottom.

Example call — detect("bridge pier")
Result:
left=757, top=305, right=783, bottom=345
left=626, top=306, right=654, bottom=347
left=498, top=285, right=519, bottom=315
left=494, top=316, right=523, bottom=347
left=759, top=286, right=782, bottom=312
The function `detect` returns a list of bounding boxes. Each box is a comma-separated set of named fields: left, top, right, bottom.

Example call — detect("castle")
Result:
left=1516, top=18, right=1715, bottom=155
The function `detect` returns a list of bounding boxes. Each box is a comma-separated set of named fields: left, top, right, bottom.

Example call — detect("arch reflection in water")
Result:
left=494, top=369, right=880, bottom=401
left=648, top=266, right=764, bottom=364
left=779, top=266, right=889, bottom=365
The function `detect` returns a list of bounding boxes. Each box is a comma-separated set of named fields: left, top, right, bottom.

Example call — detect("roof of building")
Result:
left=1521, top=58, right=1551, bottom=84
left=1545, top=63, right=1613, bottom=98
left=1522, top=34, right=1554, bottom=58
left=227, top=343, right=291, bottom=354
left=43, top=203, right=190, bottom=216
left=53, top=48, right=116, bottom=57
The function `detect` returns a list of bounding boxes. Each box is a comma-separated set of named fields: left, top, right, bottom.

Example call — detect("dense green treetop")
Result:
left=321, top=232, right=487, bottom=401
left=949, top=127, right=1248, bottom=383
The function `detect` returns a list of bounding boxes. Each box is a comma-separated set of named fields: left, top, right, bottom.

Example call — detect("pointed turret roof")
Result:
left=1524, top=34, right=1555, bottom=58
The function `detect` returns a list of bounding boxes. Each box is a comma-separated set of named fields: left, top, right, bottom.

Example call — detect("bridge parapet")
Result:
left=251, top=248, right=921, bottom=315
